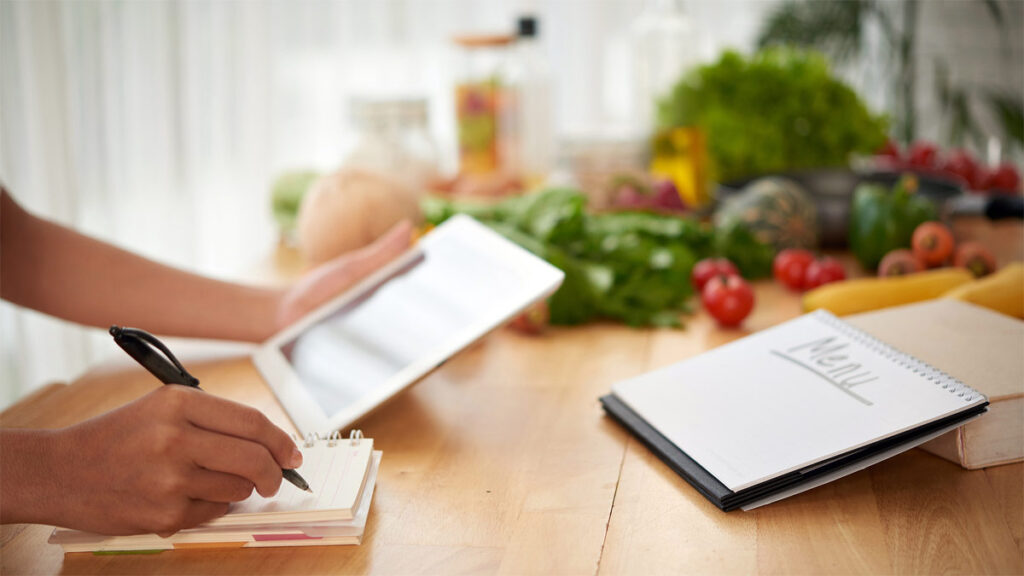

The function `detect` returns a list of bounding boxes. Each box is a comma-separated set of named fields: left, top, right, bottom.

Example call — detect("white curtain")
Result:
left=0, top=0, right=783, bottom=408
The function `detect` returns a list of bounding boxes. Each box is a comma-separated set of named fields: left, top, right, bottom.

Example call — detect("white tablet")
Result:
left=253, top=214, right=565, bottom=435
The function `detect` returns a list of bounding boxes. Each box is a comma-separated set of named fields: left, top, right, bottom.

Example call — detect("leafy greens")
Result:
left=423, top=189, right=775, bottom=327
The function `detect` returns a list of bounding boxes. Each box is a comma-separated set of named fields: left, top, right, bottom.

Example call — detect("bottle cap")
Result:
left=517, top=16, right=538, bottom=38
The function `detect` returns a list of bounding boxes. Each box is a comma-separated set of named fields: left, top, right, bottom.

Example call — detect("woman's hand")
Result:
left=272, top=219, right=413, bottom=334
left=1, top=386, right=301, bottom=536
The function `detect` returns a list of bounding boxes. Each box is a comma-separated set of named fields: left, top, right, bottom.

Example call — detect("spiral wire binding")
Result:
left=812, top=310, right=984, bottom=403
left=290, top=429, right=364, bottom=447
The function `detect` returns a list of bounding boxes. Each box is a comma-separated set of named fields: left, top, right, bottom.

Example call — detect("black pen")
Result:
left=109, top=325, right=312, bottom=493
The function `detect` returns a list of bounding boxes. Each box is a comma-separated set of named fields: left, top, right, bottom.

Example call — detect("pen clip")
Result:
left=109, top=326, right=201, bottom=388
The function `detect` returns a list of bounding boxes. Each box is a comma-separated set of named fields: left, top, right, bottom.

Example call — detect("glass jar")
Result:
left=452, top=34, right=516, bottom=175
left=342, top=97, right=440, bottom=190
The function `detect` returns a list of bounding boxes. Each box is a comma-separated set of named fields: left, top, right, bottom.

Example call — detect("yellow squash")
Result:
left=803, top=267, right=973, bottom=316
left=943, top=262, right=1024, bottom=319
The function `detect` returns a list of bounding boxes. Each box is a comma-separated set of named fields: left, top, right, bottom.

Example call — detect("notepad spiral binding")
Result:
left=812, top=310, right=983, bottom=403
left=290, top=429, right=364, bottom=448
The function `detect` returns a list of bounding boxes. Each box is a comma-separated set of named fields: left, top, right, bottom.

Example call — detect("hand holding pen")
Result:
left=110, top=326, right=312, bottom=494
left=5, top=347, right=311, bottom=537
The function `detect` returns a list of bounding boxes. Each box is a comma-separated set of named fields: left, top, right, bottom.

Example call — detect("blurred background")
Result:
left=2, top=0, right=1022, bottom=409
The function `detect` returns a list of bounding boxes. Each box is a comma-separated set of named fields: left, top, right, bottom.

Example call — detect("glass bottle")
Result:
left=452, top=34, right=516, bottom=175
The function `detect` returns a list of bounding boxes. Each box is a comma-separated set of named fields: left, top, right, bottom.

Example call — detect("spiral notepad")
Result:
left=207, top=430, right=373, bottom=526
left=50, top=431, right=381, bottom=552
left=602, top=310, right=989, bottom=511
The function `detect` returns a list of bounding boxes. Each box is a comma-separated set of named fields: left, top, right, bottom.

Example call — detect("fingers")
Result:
left=186, top=468, right=254, bottom=503
left=155, top=500, right=230, bottom=537
left=182, top=392, right=301, bottom=471
left=187, top=427, right=285, bottom=497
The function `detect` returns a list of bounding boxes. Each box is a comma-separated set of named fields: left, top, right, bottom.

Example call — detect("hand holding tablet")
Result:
left=254, top=215, right=565, bottom=435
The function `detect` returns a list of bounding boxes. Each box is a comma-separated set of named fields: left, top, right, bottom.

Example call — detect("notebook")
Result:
left=50, top=432, right=380, bottom=552
left=601, top=310, right=989, bottom=511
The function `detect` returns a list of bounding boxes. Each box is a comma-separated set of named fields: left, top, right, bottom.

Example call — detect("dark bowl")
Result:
left=716, top=169, right=962, bottom=248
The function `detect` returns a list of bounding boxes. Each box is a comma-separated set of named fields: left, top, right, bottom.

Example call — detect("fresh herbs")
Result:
left=423, top=189, right=775, bottom=327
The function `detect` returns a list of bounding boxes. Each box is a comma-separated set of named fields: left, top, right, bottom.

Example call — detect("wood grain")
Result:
left=1, top=216, right=1020, bottom=575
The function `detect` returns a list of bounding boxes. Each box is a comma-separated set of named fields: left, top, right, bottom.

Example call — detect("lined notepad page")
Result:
left=208, top=438, right=374, bottom=526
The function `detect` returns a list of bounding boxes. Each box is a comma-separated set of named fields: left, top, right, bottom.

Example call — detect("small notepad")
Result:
left=602, top=310, right=989, bottom=510
left=49, top=431, right=380, bottom=552
left=209, top=432, right=373, bottom=525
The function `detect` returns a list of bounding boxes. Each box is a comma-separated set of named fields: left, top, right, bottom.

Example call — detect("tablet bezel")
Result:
left=253, top=214, right=565, bottom=435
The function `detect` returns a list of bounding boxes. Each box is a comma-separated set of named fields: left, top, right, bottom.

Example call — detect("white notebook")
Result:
left=603, top=310, right=988, bottom=510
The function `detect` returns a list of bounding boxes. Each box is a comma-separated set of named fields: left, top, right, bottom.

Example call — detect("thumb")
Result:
left=346, top=219, right=414, bottom=277
left=285, top=220, right=414, bottom=322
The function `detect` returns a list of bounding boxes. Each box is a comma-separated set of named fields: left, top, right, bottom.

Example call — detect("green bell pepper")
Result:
left=849, top=176, right=937, bottom=271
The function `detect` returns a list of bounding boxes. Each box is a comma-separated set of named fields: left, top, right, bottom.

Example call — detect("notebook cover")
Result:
left=600, top=393, right=987, bottom=510
left=846, top=300, right=1024, bottom=469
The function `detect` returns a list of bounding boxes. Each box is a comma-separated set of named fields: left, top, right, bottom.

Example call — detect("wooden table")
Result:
left=2, top=218, right=1022, bottom=575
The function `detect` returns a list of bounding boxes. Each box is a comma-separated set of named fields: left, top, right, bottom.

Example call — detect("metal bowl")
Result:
left=717, top=169, right=962, bottom=248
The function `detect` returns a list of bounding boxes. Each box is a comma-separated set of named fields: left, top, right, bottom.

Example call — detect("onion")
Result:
left=296, top=169, right=422, bottom=264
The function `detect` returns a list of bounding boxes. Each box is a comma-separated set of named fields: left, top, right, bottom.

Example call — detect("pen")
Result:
left=109, top=325, right=312, bottom=493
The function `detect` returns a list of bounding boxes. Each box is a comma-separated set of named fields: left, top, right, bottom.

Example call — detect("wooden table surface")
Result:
left=2, top=217, right=1022, bottom=575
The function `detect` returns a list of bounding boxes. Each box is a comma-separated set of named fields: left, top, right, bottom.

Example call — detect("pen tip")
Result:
left=304, top=487, right=313, bottom=493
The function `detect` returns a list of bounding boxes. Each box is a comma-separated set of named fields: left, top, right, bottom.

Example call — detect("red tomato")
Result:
left=773, top=249, right=815, bottom=291
left=984, top=163, right=1021, bottom=193
left=911, top=221, right=955, bottom=266
left=941, top=150, right=979, bottom=189
left=701, top=274, right=755, bottom=327
left=691, top=258, right=739, bottom=291
left=803, top=258, right=846, bottom=289
left=908, top=141, right=939, bottom=169
left=876, top=138, right=902, bottom=161
left=953, top=242, right=997, bottom=278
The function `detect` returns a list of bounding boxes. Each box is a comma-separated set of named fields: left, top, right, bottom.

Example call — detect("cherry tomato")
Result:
left=878, top=249, right=924, bottom=277
left=908, top=141, right=939, bottom=169
left=803, top=258, right=846, bottom=290
left=911, top=221, right=955, bottom=267
left=953, top=242, right=997, bottom=278
left=773, top=249, right=815, bottom=291
left=941, top=150, right=980, bottom=189
left=984, top=163, right=1021, bottom=193
left=509, top=301, right=549, bottom=335
left=876, top=138, right=902, bottom=161
left=701, top=274, right=755, bottom=327
left=691, top=258, right=739, bottom=292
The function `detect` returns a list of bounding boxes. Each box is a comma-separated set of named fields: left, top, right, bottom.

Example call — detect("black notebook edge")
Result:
left=600, top=393, right=733, bottom=508
left=600, top=393, right=988, bottom=511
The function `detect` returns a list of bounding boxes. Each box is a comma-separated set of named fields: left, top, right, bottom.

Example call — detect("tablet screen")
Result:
left=279, top=229, right=534, bottom=418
